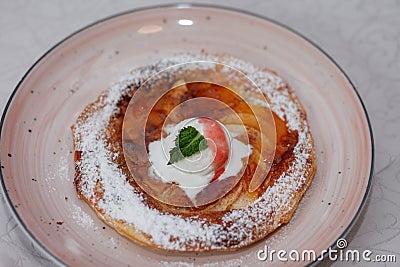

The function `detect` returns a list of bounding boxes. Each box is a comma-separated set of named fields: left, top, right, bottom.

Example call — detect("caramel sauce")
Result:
left=145, top=82, right=297, bottom=164
left=123, top=81, right=298, bottom=207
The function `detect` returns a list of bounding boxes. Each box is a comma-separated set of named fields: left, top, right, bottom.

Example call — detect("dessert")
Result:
left=71, top=53, right=316, bottom=251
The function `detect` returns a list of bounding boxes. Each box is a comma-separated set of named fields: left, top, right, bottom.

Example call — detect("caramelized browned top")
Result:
left=145, top=82, right=297, bottom=159
left=117, top=82, right=298, bottom=213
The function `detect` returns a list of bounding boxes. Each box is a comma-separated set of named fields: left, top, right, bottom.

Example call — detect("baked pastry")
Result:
left=72, top=53, right=316, bottom=251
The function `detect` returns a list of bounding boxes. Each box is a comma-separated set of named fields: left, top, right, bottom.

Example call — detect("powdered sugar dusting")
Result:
left=72, top=53, right=314, bottom=250
left=71, top=204, right=97, bottom=231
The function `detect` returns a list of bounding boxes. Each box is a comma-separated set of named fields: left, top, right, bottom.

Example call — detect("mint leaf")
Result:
left=167, top=126, right=208, bottom=165
left=167, top=146, right=184, bottom=165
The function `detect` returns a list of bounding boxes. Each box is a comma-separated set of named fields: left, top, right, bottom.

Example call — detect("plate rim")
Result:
left=0, top=3, right=374, bottom=266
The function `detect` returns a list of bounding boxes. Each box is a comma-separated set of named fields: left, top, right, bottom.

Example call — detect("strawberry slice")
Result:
left=199, top=118, right=229, bottom=182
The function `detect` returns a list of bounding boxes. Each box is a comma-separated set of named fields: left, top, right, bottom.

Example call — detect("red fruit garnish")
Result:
left=199, top=118, right=229, bottom=181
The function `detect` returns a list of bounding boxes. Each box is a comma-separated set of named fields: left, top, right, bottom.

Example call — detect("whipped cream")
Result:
left=148, top=118, right=252, bottom=201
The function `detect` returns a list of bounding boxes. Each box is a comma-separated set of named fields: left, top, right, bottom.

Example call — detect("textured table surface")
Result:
left=1, top=0, right=399, bottom=266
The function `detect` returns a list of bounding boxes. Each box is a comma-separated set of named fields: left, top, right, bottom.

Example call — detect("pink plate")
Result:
left=0, top=4, right=373, bottom=266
